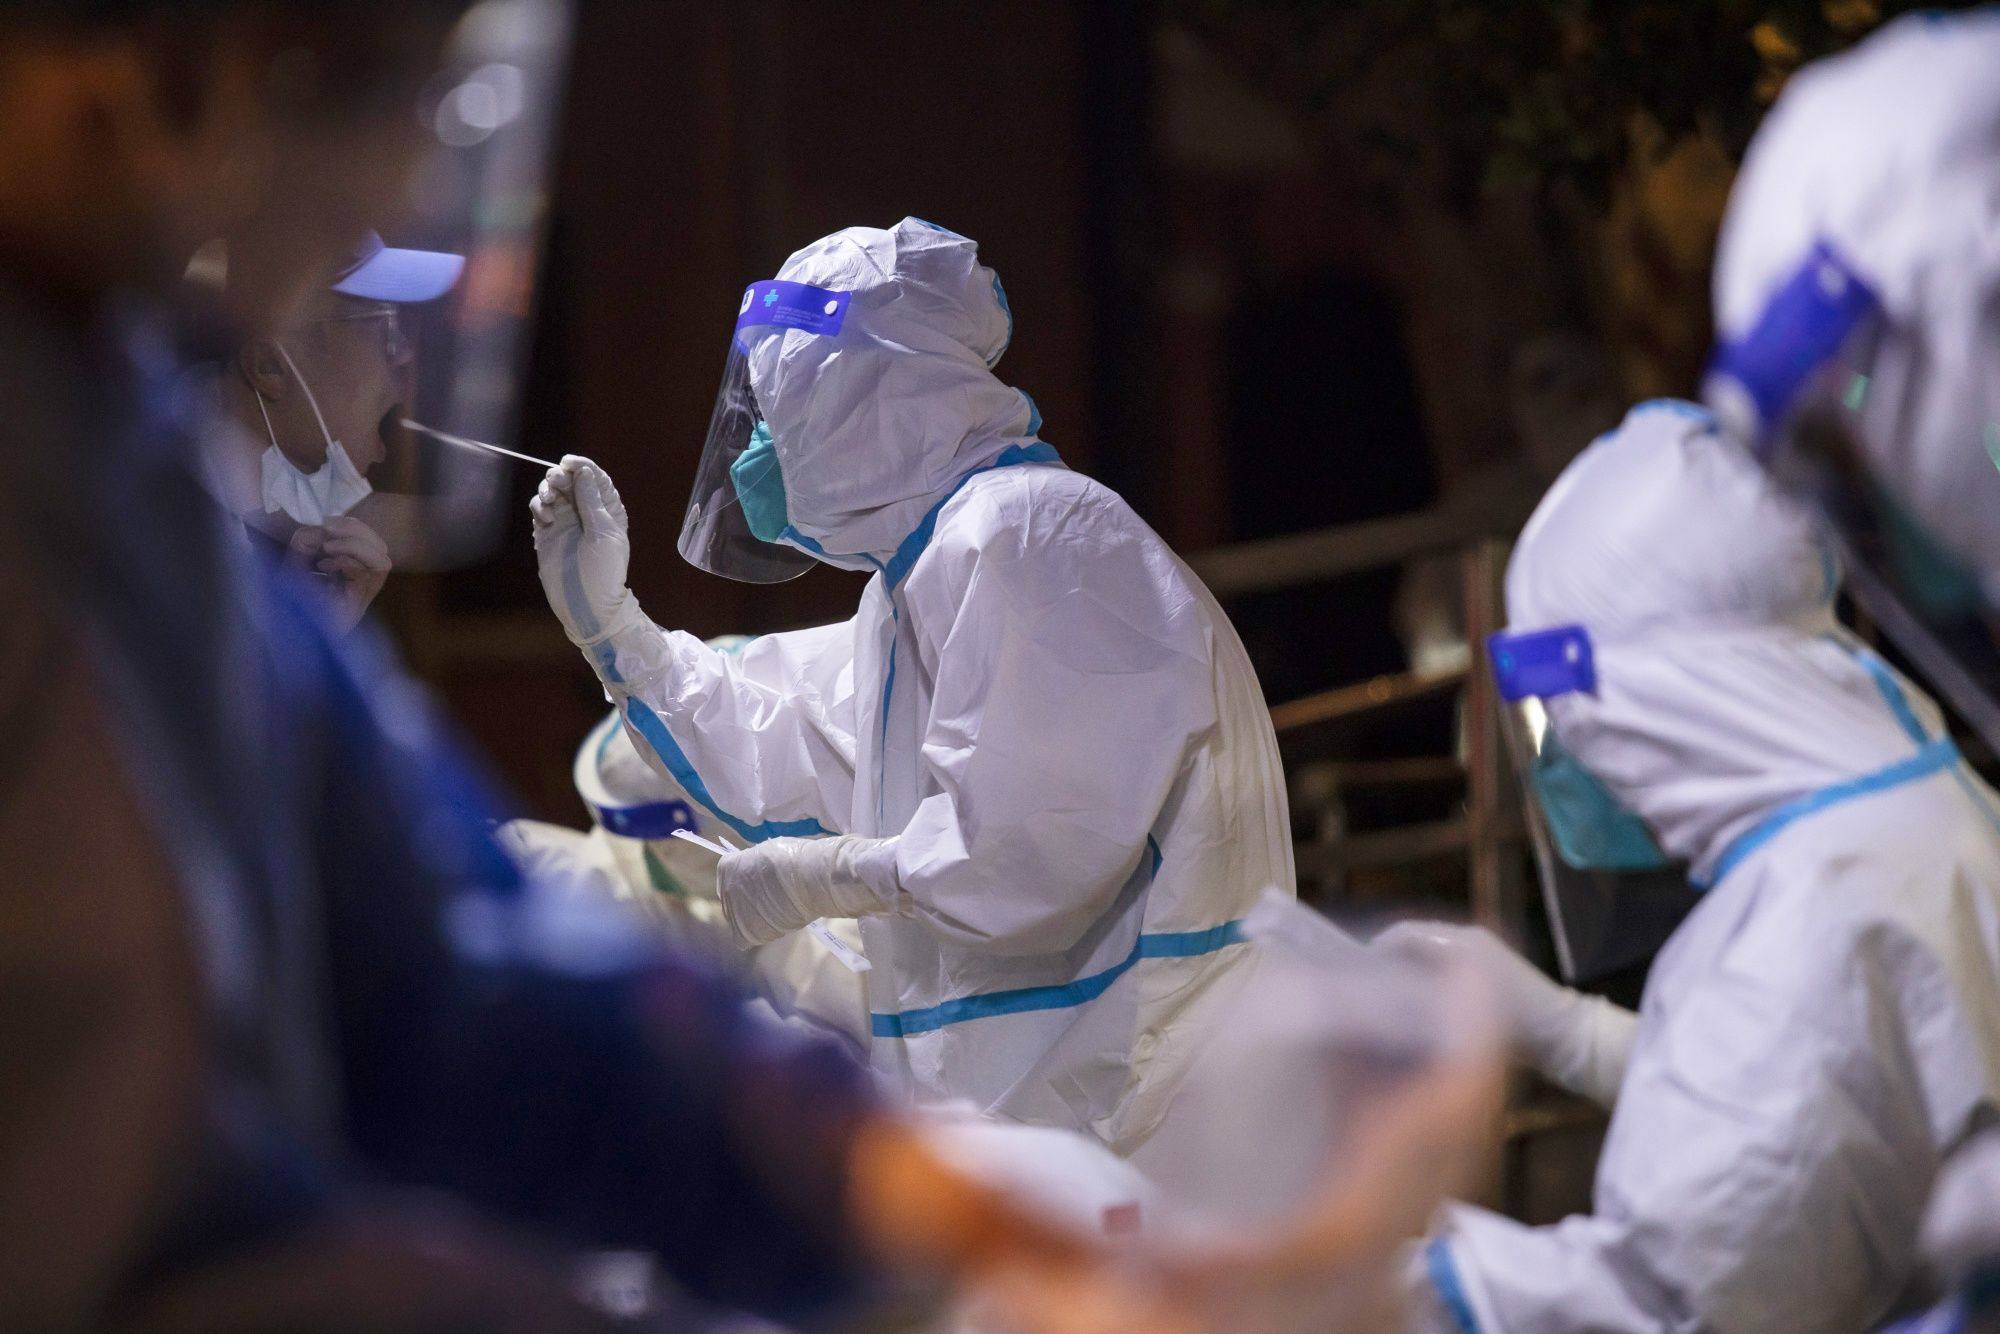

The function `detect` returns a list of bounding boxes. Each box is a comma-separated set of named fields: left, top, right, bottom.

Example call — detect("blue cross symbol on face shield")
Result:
left=763, top=289, right=778, bottom=307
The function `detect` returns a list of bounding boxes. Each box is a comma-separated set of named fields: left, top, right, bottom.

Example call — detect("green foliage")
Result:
left=1172, top=0, right=1984, bottom=205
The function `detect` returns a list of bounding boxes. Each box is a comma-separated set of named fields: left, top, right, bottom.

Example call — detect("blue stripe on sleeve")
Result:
left=620, top=697, right=826, bottom=845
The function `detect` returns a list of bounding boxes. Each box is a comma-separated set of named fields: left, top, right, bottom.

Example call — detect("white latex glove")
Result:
left=530, top=455, right=643, bottom=647
left=1374, top=921, right=1636, bottom=1108
left=716, top=835, right=903, bottom=949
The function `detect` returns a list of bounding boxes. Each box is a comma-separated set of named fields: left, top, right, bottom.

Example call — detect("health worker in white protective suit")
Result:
left=1710, top=26, right=2000, bottom=1329
left=530, top=218, right=1292, bottom=1159
left=1394, top=399, right=2000, bottom=1333
left=494, top=634, right=876, bottom=1050
left=497, top=650, right=1162, bottom=1268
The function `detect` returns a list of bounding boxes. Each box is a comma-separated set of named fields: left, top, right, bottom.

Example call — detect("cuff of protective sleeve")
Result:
left=845, top=837, right=906, bottom=917
left=1537, top=992, right=1637, bottom=1108
left=574, top=600, right=675, bottom=691
left=564, top=586, right=641, bottom=645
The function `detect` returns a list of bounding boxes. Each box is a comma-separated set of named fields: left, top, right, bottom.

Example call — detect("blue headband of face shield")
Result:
left=1707, top=242, right=1997, bottom=625
left=1490, top=625, right=1672, bottom=872
left=1705, top=241, right=1879, bottom=454
left=726, top=281, right=853, bottom=543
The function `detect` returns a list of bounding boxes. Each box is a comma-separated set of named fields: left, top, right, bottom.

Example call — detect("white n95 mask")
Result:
left=256, top=341, right=374, bottom=526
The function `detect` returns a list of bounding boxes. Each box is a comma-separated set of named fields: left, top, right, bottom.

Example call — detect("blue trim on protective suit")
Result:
left=865, top=442, right=1061, bottom=823
left=619, top=697, right=827, bottom=845
left=776, top=445, right=1055, bottom=581
left=882, top=442, right=1060, bottom=590
left=778, top=524, right=826, bottom=558
left=1425, top=1237, right=1483, bottom=1334
left=877, top=610, right=899, bottom=830
left=560, top=529, right=599, bottom=640
left=869, top=918, right=1245, bottom=1039
left=1631, top=398, right=1718, bottom=428
left=1848, top=642, right=2000, bottom=841
left=870, top=834, right=1218, bottom=1039
left=1853, top=644, right=2000, bottom=843
left=1850, top=645, right=1933, bottom=745
left=1699, top=739, right=1960, bottom=888
left=585, top=714, right=700, bottom=838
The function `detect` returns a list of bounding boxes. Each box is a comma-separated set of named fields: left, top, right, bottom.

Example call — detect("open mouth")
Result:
left=368, top=406, right=413, bottom=485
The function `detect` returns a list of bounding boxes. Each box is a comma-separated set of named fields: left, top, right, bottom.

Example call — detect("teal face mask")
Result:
left=1879, top=486, right=1984, bottom=618
left=729, top=421, right=790, bottom=542
left=1531, top=732, right=1670, bottom=872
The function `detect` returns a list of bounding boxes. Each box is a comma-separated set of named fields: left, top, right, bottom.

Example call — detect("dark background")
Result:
left=383, top=0, right=1972, bottom=839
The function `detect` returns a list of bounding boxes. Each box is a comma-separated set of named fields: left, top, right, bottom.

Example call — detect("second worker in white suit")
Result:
left=531, top=217, right=1292, bottom=1160
left=1399, top=401, right=2000, bottom=1332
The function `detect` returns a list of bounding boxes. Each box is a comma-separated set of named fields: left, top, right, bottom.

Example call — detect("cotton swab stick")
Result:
left=670, top=829, right=739, bottom=858
left=402, top=418, right=559, bottom=469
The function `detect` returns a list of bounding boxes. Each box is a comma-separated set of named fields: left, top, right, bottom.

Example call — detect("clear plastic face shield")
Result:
left=1487, top=625, right=1698, bottom=984
left=1706, top=243, right=2000, bottom=753
left=677, top=280, right=854, bottom=583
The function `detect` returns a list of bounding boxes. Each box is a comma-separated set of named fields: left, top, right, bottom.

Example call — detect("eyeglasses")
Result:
left=314, top=305, right=411, bottom=366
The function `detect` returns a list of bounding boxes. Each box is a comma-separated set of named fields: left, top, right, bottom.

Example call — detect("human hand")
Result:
left=1375, top=921, right=1632, bottom=1105
left=288, top=515, right=391, bottom=634
left=962, top=1034, right=1506, bottom=1334
left=530, top=455, right=636, bottom=647
left=1374, top=922, right=1570, bottom=1054
left=717, top=835, right=898, bottom=948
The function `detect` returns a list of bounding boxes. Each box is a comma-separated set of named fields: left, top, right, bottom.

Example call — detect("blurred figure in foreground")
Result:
left=199, top=232, right=462, bottom=631
left=976, top=901, right=1507, bottom=1334
left=1394, top=402, right=2000, bottom=1330
left=0, top=2, right=1136, bottom=1329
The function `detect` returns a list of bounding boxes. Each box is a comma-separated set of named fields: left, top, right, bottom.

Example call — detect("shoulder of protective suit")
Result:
left=1756, top=777, right=2000, bottom=936
left=920, top=463, right=1123, bottom=560
left=906, top=463, right=1192, bottom=615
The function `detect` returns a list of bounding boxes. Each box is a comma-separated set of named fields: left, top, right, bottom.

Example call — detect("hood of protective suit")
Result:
left=1506, top=401, right=1946, bottom=883
left=1708, top=11, right=2000, bottom=596
left=747, top=218, right=1041, bottom=568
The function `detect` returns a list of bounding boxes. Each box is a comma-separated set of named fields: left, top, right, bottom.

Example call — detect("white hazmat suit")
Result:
left=1419, top=401, right=2000, bottom=1332
left=1706, top=10, right=2000, bottom=603
left=533, top=218, right=1292, bottom=1158
left=496, top=654, right=876, bottom=1050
